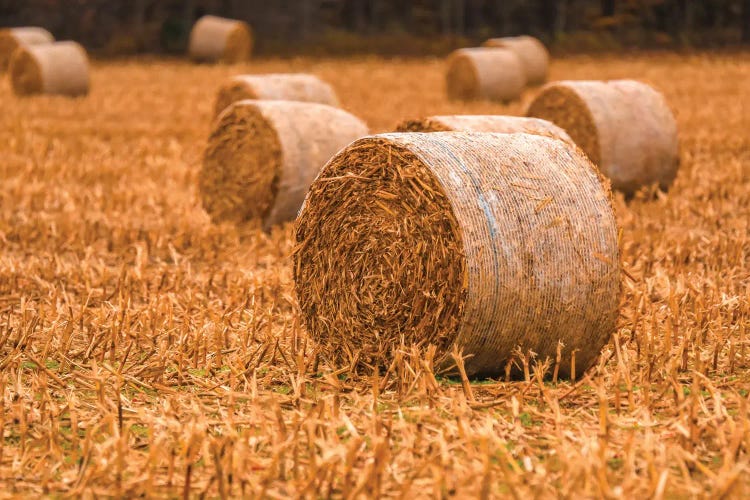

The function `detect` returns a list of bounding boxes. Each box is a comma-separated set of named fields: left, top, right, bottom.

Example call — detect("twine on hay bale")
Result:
left=0, top=27, right=53, bottom=72
left=214, top=73, right=339, bottom=117
left=294, top=132, right=621, bottom=378
left=9, top=41, right=89, bottom=97
left=482, top=35, right=549, bottom=85
left=526, top=79, right=680, bottom=195
left=188, top=15, right=252, bottom=64
left=396, top=115, right=573, bottom=144
left=445, top=47, right=525, bottom=102
left=199, top=99, right=369, bottom=231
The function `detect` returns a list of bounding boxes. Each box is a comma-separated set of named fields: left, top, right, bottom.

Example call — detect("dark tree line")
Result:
left=3, top=0, right=750, bottom=52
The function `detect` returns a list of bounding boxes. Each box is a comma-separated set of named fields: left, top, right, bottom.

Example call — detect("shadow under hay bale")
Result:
left=294, top=132, right=621, bottom=378
left=526, top=79, right=680, bottom=195
left=445, top=47, right=525, bottom=102
left=482, top=36, right=550, bottom=85
left=0, top=27, right=53, bottom=72
left=188, top=15, right=253, bottom=64
left=213, top=73, right=339, bottom=118
left=9, top=41, right=89, bottom=97
left=396, top=115, right=572, bottom=144
left=199, top=99, right=369, bottom=231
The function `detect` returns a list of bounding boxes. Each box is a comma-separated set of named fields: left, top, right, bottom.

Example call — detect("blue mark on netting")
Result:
left=419, top=134, right=503, bottom=359
left=477, top=193, right=497, bottom=238
left=428, top=138, right=499, bottom=240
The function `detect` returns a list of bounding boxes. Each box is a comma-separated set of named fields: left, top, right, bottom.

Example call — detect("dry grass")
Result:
left=0, top=53, right=748, bottom=497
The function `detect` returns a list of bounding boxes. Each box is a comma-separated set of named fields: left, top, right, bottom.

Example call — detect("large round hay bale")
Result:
left=9, top=41, right=89, bottom=97
left=482, top=36, right=549, bottom=85
left=0, top=27, right=54, bottom=72
left=396, top=115, right=573, bottom=144
left=188, top=15, right=252, bottom=63
left=294, top=132, right=620, bottom=378
left=214, top=73, right=339, bottom=117
left=200, top=100, right=369, bottom=231
left=445, top=48, right=525, bottom=102
left=526, top=79, right=680, bottom=195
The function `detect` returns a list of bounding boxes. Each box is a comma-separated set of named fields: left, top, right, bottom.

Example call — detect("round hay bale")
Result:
left=0, top=27, right=54, bottom=72
left=396, top=115, right=573, bottom=144
left=294, top=132, right=620, bottom=378
left=526, top=79, right=680, bottom=195
left=9, top=41, right=89, bottom=97
left=214, top=73, right=339, bottom=117
left=199, top=100, right=369, bottom=231
left=482, top=36, right=549, bottom=85
left=445, top=48, right=525, bottom=102
left=188, top=15, right=252, bottom=64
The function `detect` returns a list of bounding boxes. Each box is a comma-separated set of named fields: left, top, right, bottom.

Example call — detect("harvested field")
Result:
left=0, top=53, right=749, bottom=497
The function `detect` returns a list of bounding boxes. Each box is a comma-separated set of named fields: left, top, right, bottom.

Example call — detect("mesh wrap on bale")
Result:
left=526, top=79, right=679, bottom=195
left=188, top=15, right=252, bottom=64
left=214, top=73, right=339, bottom=117
left=294, top=132, right=621, bottom=378
left=199, top=99, right=369, bottom=231
left=445, top=48, right=525, bottom=102
left=482, top=36, right=549, bottom=85
left=396, top=115, right=573, bottom=144
left=9, top=41, right=89, bottom=97
left=0, top=27, right=53, bottom=72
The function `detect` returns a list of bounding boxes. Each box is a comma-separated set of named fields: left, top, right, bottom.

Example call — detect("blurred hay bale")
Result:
left=200, top=100, right=369, bottom=231
left=396, top=115, right=572, bottom=144
left=445, top=48, right=525, bottom=102
left=0, top=27, right=53, bottom=72
left=188, top=15, right=252, bottom=64
left=214, top=74, right=339, bottom=117
left=482, top=36, right=549, bottom=85
left=294, top=132, right=620, bottom=378
left=9, top=41, right=89, bottom=97
left=526, top=79, right=679, bottom=194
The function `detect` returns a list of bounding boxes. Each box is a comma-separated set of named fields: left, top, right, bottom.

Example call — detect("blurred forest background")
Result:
left=2, top=0, right=750, bottom=55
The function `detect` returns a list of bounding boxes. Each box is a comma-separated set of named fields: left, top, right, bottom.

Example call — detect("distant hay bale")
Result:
left=188, top=15, right=252, bottom=64
left=445, top=48, right=525, bottom=102
left=526, top=79, right=680, bottom=195
left=9, top=41, right=89, bottom=97
left=482, top=36, right=549, bottom=85
left=0, top=27, right=53, bottom=72
left=213, top=73, right=339, bottom=117
left=200, top=100, right=369, bottom=231
left=396, top=115, right=573, bottom=144
left=294, top=132, right=620, bottom=378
